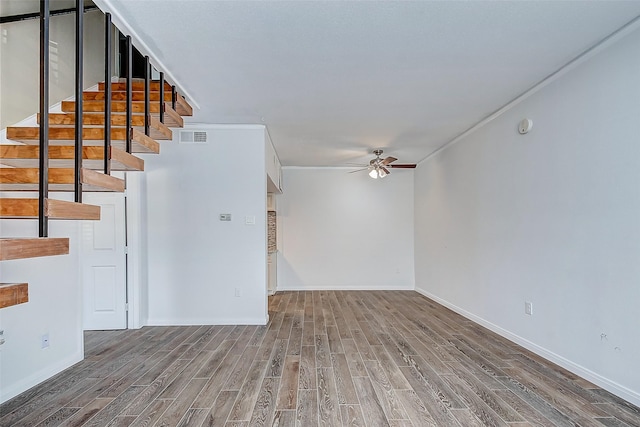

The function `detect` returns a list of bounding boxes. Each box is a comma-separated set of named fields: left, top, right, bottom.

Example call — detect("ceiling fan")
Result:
left=350, top=149, right=417, bottom=179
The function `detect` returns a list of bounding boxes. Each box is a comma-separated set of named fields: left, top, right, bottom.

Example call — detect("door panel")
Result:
left=82, top=193, right=127, bottom=330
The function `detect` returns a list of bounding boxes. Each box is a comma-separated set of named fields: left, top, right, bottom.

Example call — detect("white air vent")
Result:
left=179, top=130, right=208, bottom=144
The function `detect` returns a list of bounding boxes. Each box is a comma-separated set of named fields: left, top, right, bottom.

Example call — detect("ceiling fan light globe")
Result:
left=369, top=169, right=378, bottom=179
left=379, top=169, right=387, bottom=178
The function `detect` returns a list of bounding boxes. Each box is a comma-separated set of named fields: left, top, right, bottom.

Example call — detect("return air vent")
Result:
left=179, top=130, right=208, bottom=144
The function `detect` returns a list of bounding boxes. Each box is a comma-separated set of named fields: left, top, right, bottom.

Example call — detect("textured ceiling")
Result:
left=96, top=0, right=640, bottom=167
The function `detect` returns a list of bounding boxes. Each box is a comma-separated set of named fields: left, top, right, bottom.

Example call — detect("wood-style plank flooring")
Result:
left=1, top=291, right=639, bottom=426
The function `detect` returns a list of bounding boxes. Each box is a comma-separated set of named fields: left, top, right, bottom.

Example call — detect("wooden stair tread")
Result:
left=5, top=128, right=160, bottom=154
left=99, top=80, right=172, bottom=92
left=0, top=146, right=144, bottom=171
left=60, top=101, right=184, bottom=128
left=0, top=283, right=29, bottom=309
left=0, top=198, right=101, bottom=220
left=84, top=90, right=174, bottom=102
left=41, top=113, right=172, bottom=140
left=0, top=238, right=69, bottom=260
left=0, top=168, right=125, bottom=192
left=97, top=81, right=193, bottom=115
left=82, top=91, right=192, bottom=116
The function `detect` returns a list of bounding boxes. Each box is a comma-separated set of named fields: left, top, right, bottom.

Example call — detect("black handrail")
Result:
left=144, top=56, right=150, bottom=136
left=39, top=0, right=50, bottom=237
left=104, top=13, right=112, bottom=175
left=125, top=35, right=132, bottom=153
left=74, top=0, right=83, bottom=202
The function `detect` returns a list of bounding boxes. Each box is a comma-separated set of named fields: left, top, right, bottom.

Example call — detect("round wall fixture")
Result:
left=518, top=118, right=533, bottom=134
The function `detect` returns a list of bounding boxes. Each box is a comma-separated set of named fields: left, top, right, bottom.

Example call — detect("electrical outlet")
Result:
left=41, top=333, right=50, bottom=349
left=525, top=302, right=533, bottom=316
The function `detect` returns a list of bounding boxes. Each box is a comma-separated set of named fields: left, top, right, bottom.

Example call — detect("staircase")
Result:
left=0, top=78, right=193, bottom=309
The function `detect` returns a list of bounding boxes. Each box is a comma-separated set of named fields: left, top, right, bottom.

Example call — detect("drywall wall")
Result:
left=278, top=167, right=414, bottom=290
left=0, top=9, right=106, bottom=128
left=143, top=125, right=268, bottom=325
left=414, top=26, right=640, bottom=405
left=0, top=7, right=110, bottom=404
left=0, top=194, right=83, bottom=403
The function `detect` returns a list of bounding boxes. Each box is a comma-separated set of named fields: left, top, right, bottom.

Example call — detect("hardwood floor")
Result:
left=1, top=291, right=639, bottom=426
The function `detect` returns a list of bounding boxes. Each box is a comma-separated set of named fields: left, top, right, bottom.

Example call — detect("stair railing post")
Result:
left=159, top=72, right=165, bottom=124
left=171, top=85, right=177, bottom=111
left=125, top=35, right=132, bottom=153
left=39, top=0, right=50, bottom=237
left=144, top=56, right=150, bottom=136
left=104, top=13, right=112, bottom=175
left=74, top=0, right=84, bottom=202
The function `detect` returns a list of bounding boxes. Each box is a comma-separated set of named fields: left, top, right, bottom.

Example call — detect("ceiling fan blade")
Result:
left=381, top=156, right=397, bottom=165
left=389, top=164, right=417, bottom=168
left=348, top=168, right=369, bottom=173
left=382, top=167, right=391, bottom=174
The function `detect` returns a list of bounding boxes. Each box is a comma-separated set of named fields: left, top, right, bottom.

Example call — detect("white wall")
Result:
left=414, top=27, right=640, bottom=405
left=0, top=10, right=113, bottom=403
left=0, top=194, right=83, bottom=403
left=0, top=9, right=106, bottom=129
left=143, top=125, right=268, bottom=325
left=278, top=167, right=414, bottom=290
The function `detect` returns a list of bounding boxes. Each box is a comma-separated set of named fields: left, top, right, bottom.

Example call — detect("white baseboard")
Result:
left=145, top=316, right=269, bottom=326
left=0, top=351, right=83, bottom=404
left=276, top=284, right=415, bottom=291
left=414, top=287, right=640, bottom=407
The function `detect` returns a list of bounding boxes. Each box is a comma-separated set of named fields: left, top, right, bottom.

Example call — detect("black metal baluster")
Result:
left=104, top=13, right=112, bottom=175
left=159, top=72, right=165, bottom=123
left=144, top=56, right=150, bottom=136
left=125, top=35, right=132, bottom=153
left=39, top=0, right=50, bottom=237
left=74, top=0, right=83, bottom=202
left=171, top=85, right=177, bottom=111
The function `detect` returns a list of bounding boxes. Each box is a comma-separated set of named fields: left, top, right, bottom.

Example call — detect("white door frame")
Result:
left=124, top=172, right=145, bottom=329
left=80, top=172, right=146, bottom=330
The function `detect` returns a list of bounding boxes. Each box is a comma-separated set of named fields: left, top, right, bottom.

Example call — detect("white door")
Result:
left=81, top=193, right=127, bottom=330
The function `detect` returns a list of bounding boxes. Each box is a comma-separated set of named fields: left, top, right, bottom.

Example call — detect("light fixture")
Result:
left=368, top=165, right=388, bottom=179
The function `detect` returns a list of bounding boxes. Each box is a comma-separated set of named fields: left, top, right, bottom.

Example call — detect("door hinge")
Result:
left=124, top=246, right=128, bottom=254
left=125, top=303, right=129, bottom=312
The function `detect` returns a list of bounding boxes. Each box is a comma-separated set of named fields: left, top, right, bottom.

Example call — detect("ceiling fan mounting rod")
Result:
left=373, top=149, right=383, bottom=157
